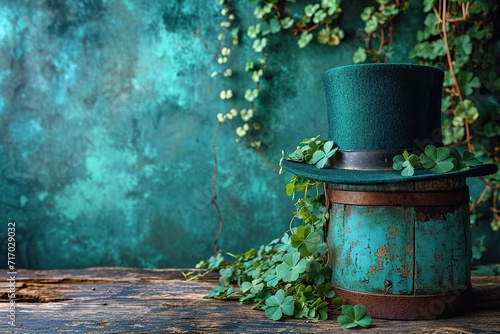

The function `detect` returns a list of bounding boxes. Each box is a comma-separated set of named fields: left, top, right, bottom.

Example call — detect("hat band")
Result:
left=329, top=149, right=412, bottom=171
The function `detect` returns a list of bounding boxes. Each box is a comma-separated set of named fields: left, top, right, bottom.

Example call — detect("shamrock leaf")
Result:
left=337, top=304, right=372, bottom=329
left=309, top=298, right=329, bottom=320
left=304, top=3, right=321, bottom=17
left=307, top=259, right=331, bottom=284
left=298, top=32, right=313, bottom=48
left=263, top=271, right=280, bottom=287
left=280, top=17, right=294, bottom=29
left=455, top=99, right=479, bottom=124
left=352, top=47, right=367, bottom=63
left=276, top=252, right=308, bottom=282
left=311, top=141, right=337, bottom=169
left=218, top=267, right=233, bottom=286
left=287, top=146, right=305, bottom=162
left=392, top=154, right=405, bottom=170
left=315, top=282, right=335, bottom=299
left=393, top=150, right=421, bottom=176
left=290, top=225, right=321, bottom=256
left=450, top=148, right=482, bottom=171
left=461, top=150, right=482, bottom=167
left=333, top=297, right=343, bottom=308
left=204, top=285, right=234, bottom=299
left=241, top=279, right=264, bottom=295
left=263, top=289, right=295, bottom=320
left=401, top=160, right=415, bottom=176
left=420, top=145, right=455, bottom=174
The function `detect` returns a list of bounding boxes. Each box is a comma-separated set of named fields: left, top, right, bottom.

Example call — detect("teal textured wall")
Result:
left=0, top=0, right=496, bottom=269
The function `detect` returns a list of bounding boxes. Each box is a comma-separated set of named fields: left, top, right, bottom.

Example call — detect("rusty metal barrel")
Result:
left=326, top=177, right=472, bottom=320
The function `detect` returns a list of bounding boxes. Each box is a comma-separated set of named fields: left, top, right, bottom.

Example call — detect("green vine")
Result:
left=190, top=167, right=371, bottom=328
left=354, top=0, right=410, bottom=63
left=410, top=0, right=499, bottom=231
left=215, top=0, right=345, bottom=149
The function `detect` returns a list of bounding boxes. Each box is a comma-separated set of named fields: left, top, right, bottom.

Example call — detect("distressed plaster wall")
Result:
left=0, top=0, right=496, bottom=269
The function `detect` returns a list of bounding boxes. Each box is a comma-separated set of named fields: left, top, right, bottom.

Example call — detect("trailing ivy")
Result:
left=410, top=0, right=499, bottom=231
left=216, top=0, right=345, bottom=149
left=354, top=0, right=410, bottom=64
left=192, top=168, right=372, bottom=327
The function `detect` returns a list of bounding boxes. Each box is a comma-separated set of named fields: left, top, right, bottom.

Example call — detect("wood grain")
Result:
left=0, top=268, right=499, bottom=333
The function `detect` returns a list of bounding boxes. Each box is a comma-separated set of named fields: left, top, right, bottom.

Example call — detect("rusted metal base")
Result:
left=333, top=285, right=473, bottom=320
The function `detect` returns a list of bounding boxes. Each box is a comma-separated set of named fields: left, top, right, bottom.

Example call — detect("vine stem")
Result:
left=192, top=26, right=217, bottom=56
left=439, top=0, right=473, bottom=152
left=211, top=121, right=223, bottom=255
left=470, top=184, right=489, bottom=212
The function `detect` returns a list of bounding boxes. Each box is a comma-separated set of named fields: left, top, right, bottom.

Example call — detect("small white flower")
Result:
left=236, top=126, right=246, bottom=137
left=230, top=108, right=238, bottom=116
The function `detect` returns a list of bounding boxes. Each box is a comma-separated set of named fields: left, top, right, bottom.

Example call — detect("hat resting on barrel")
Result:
left=281, top=63, right=498, bottom=184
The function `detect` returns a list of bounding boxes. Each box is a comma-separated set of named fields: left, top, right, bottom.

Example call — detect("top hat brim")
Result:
left=281, top=160, right=498, bottom=185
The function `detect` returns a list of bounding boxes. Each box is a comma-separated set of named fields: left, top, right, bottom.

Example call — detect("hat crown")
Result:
left=322, top=63, right=444, bottom=152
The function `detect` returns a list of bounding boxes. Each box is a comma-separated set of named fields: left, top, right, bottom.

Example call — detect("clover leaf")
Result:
left=241, top=279, right=264, bottom=295
left=420, top=145, right=455, bottom=174
left=311, top=140, right=337, bottom=169
left=280, top=17, right=294, bottom=29
left=352, top=47, right=367, bottom=63
left=450, top=148, right=482, bottom=171
left=204, top=285, right=234, bottom=299
left=309, top=298, right=329, bottom=320
left=290, top=225, right=321, bottom=256
left=304, top=3, right=321, bottom=17
left=218, top=267, right=233, bottom=286
left=263, top=289, right=295, bottom=320
left=337, top=304, right=372, bottom=329
left=298, top=32, right=313, bottom=48
left=276, top=252, right=308, bottom=282
left=393, top=150, right=420, bottom=176
left=455, top=99, right=479, bottom=123
left=307, top=259, right=331, bottom=284
left=315, top=282, right=335, bottom=299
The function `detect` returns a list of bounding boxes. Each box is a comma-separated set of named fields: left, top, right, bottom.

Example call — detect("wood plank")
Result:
left=0, top=269, right=499, bottom=333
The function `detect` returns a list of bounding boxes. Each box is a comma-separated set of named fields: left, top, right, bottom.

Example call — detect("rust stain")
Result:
left=351, top=241, right=359, bottom=248
left=377, top=245, right=388, bottom=259
left=387, top=226, right=399, bottom=236
left=369, top=265, right=384, bottom=274
left=398, top=267, right=410, bottom=278
left=434, top=254, right=442, bottom=262
left=345, top=253, right=352, bottom=267
left=344, top=205, right=354, bottom=217
left=406, top=245, right=413, bottom=255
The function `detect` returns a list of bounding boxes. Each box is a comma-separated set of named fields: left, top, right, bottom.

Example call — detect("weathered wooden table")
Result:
left=1, top=268, right=499, bottom=333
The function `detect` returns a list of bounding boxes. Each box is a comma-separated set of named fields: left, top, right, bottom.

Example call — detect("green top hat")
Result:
left=281, top=63, right=498, bottom=184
